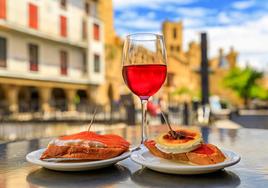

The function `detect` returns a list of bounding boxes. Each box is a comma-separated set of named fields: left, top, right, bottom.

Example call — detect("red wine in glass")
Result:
left=122, top=64, right=167, bottom=100
left=122, top=33, right=167, bottom=145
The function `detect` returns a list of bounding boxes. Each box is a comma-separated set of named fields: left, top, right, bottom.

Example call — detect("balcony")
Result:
left=0, top=19, right=87, bottom=49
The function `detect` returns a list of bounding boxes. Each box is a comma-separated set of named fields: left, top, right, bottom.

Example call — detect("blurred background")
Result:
left=0, top=0, right=267, bottom=142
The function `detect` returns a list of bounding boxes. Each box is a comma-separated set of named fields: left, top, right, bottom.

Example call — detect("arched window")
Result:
left=173, top=28, right=177, bottom=39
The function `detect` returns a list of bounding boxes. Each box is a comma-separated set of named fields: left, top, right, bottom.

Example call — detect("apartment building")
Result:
left=0, top=0, right=105, bottom=114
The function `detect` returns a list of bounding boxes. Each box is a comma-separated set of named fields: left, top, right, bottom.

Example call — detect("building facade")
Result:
left=161, top=20, right=241, bottom=105
left=0, top=0, right=255, bottom=118
left=0, top=0, right=105, bottom=115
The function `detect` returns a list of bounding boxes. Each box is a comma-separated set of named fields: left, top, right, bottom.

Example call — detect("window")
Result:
left=60, top=0, right=67, bottom=9
left=28, top=3, right=38, bottom=29
left=92, top=1, right=97, bottom=17
left=176, top=45, right=180, bottom=52
left=28, top=44, right=39, bottom=71
left=82, top=20, right=87, bottom=39
left=167, top=73, right=175, bottom=87
left=82, top=51, right=87, bottom=74
left=85, top=2, right=90, bottom=15
left=60, top=15, right=67, bottom=37
left=94, top=54, right=100, bottom=73
left=173, top=28, right=177, bottom=39
left=170, top=45, right=174, bottom=52
left=0, top=37, right=7, bottom=67
left=0, top=0, right=6, bottom=19
left=60, top=50, right=68, bottom=75
left=93, top=23, right=100, bottom=41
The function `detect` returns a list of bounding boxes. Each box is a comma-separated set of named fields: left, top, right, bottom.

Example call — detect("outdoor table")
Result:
left=0, top=125, right=268, bottom=188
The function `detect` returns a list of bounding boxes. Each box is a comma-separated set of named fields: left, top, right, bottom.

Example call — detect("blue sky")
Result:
left=112, top=0, right=268, bottom=71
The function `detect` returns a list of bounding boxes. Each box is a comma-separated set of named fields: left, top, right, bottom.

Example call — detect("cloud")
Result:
left=183, top=17, right=205, bottom=28
left=113, top=0, right=268, bottom=70
left=115, top=11, right=161, bottom=36
left=184, top=15, right=268, bottom=69
left=175, top=7, right=264, bottom=28
left=232, top=0, right=255, bottom=10
left=217, top=11, right=248, bottom=25
left=217, top=12, right=232, bottom=24
left=147, top=12, right=156, bottom=19
left=115, top=17, right=160, bottom=30
left=116, top=10, right=139, bottom=20
left=113, top=0, right=196, bottom=10
left=176, top=7, right=214, bottom=18
left=239, top=53, right=268, bottom=71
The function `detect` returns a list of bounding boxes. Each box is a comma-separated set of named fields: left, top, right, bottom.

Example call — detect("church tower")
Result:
left=162, top=21, right=183, bottom=57
left=226, top=47, right=238, bottom=69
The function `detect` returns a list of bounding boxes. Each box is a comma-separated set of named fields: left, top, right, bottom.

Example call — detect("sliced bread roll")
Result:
left=144, top=140, right=226, bottom=165
left=40, top=131, right=130, bottom=160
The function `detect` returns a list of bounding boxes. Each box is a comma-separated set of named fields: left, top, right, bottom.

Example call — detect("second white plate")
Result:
left=26, top=149, right=130, bottom=171
left=131, top=146, right=240, bottom=175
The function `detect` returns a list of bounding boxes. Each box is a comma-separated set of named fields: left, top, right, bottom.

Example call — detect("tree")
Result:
left=223, top=67, right=267, bottom=108
left=172, top=86, right=192, bottom=96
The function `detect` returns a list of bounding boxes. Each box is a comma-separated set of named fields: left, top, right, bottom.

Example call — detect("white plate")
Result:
left=131, top=146, right=240, bottom=175
left=26, top=149, right=130, bottom=171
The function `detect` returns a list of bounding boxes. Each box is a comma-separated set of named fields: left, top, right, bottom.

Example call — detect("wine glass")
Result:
left=122, top=33, right=167, bottom=144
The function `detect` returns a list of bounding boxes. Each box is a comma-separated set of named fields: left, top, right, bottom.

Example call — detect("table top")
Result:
left=0, top=125, right=268, bottom=188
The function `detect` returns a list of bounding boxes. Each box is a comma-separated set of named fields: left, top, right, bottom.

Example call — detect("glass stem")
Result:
left=141, top=99, right=148, bottom=144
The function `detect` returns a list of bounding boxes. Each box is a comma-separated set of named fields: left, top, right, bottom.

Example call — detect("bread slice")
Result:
left=144, top=140, right=226, bottom=165
left=40, top=144, right=127, bottom=160
left=40, top=131, right=130, bottom=161
left=186, top=144, right=226, bottom=165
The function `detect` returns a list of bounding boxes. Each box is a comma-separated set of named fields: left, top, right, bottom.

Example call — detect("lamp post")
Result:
left=200, top=33, right=209, bottom=105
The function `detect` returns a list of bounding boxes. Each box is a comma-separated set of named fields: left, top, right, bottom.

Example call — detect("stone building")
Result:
left=0, top=0, right=106, bottom=115
left=100, top=17, right=241, bottom=108
left=161, top=20, right=241, bottom=105
left=0, top=0, right=245, bottom=117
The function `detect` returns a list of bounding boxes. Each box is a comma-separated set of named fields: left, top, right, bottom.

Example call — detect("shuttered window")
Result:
left=0, top=0, right=6, bottom=19
left=85, top=2, right=90, bottom=15
left=28, top=44, right=39, bottom=71
left=82, top=20, right=87, bottom=39
left=94, top=54, right=100, bottom=73
left=60, top=50, right=68, bottom=75
left=60, top=16, right=67, bottom=37
left=93, top=23, right=100, bottom=41
left=28, top=3, right=38, bottom=29
left=0, top=37, right=7, bottom=67
left=82, top=51, right=87, bottom=74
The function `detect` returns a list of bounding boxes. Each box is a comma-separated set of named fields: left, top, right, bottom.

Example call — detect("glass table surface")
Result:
left=0, top=125, right=268, bottom=188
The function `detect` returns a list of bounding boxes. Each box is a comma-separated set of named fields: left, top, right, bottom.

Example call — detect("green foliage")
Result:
left=172, top=86, right=192, bottom=96
left=250, top=85, right=268, bottom=100
left=172, top=87, right=203, bottom=101
left=223, top=67, right=268, bottom=104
